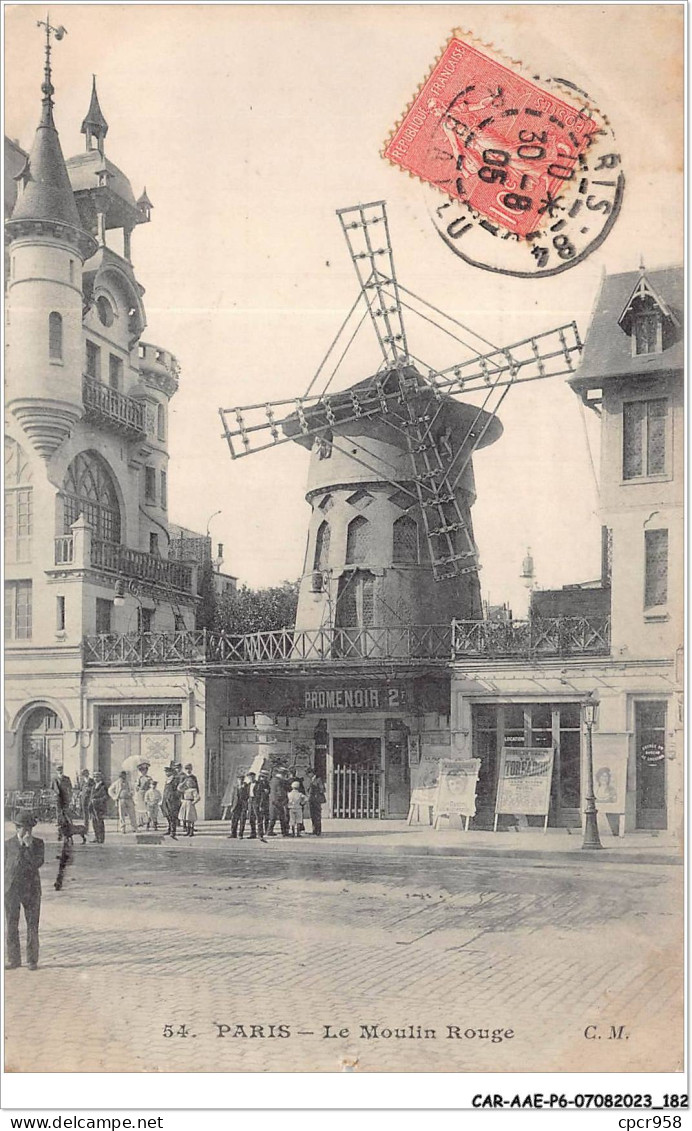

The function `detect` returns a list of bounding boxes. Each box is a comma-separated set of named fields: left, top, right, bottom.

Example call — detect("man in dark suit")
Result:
left=267, top=769, right=290, bottom=837
left=306, top=768, right=327, bottom=836
left=227, top=775, right=249, bottom=839
left=5, top=810, right=45, bottom=970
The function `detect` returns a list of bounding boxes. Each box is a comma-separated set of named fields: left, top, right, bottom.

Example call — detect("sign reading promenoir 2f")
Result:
left=303, top=685, right=409, bottom=712
left=494, top=747, right=555, bottom=832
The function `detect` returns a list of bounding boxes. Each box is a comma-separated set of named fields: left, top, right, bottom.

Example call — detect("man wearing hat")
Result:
left=255, top=768, right=271, bottom=839
left=267, top=768, right=290, bottom=837
left=5, top=811, right=45, bottom=970
left=88, top=771, right=109, bottom=844
left=306, top=768, right=327, bottom=837
left=108, top=771, right=137, bottom=833
left=162, top=765, right=182, bottom=839
left=179, top=763, right=199, bottom=793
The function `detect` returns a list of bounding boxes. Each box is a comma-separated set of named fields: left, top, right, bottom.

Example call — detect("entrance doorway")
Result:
left=635, top=701, right=667, bottom=829
left=331, top=736, right=381, bottom=818
left=384, top=721, right=410, bottom=818
left=22, top=707, right=63, bottom=788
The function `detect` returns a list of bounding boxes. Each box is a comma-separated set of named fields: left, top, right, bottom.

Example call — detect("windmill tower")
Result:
left=220, top=201, right=582, bottom=652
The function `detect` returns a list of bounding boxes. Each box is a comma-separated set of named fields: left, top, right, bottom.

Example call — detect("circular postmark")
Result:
left=384, top=38, right=625, bottom=278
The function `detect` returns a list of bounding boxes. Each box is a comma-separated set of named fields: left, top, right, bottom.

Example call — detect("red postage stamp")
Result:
left=384, top=38, right=599, bottom=239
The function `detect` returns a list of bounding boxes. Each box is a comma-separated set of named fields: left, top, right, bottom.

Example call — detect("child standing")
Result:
left=287, top=780, right=307, bottom=838
left=145, top=780, right=162, bottom=830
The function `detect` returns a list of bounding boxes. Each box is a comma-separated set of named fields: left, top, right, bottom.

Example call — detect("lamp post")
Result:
left=582, top=694, right=603, bottom=850
left=206, top=509, right=222, bottom=537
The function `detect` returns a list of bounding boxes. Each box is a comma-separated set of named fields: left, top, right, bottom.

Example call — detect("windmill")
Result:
left=219, top=202, right=578, bottom=624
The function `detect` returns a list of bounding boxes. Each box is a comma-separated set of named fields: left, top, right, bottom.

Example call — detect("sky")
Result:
left=4, top=4, right=683, bottom=616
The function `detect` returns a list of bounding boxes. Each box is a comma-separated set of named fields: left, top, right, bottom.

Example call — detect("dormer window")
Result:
left=618, top=274, right=679, bottom=358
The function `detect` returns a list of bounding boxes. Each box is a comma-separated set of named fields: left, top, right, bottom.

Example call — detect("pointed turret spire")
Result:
left=136, top=187, right=153, bottom=223
left=81, top=75, right=109, bottom=153
left=7, top=18, right=95, bottom=258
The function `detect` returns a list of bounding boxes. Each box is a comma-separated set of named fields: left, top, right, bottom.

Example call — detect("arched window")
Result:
left=345, top=515, right=371, bottom=565
left=4, top=437, right=32, bottom=563
left=313, top=520, right=331, bottom=571
left=48, top=312, right=63, bottom=360
left=61, top=452, right=121, bottom=543
left=335, top=570, right=375, bottom=628
left=22, top=707, right=63, bottom=788
left=393, top=514, right=419, bottom=564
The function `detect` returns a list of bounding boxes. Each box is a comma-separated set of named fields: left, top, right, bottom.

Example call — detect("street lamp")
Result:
left=582, top=694, right=603, bottom=850
left=206, top=509, right=222, bottom=537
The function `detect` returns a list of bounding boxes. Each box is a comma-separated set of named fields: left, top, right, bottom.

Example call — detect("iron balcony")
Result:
left=82, top=616, right=611, bottom=667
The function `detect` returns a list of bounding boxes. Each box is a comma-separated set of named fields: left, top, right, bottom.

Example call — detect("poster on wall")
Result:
left=592, top=736, right=629, bottom=813
left=433, top=759, right=481, bottom=829
left=495, top=747, right=555, bottom=828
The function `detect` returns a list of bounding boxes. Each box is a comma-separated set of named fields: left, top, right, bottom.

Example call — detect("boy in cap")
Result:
left=287, top=780, right=307, bottom=838
left=5, top=811, right=44, bottom=970
left=145, top=780, right=162, bottom=830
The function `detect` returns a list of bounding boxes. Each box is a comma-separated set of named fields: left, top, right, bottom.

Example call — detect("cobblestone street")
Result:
left=4, top=824, right=683, bottom=1074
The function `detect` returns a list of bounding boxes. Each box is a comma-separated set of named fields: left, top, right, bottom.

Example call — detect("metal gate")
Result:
left=333, top=765, right=381, bottom=818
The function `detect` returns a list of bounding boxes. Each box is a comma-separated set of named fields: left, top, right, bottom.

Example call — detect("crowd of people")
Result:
left=48, top=760, right=327, bottom=844
left=49, top=760, right=200, bottom=842
left=224, top=766, right=327, bottom=841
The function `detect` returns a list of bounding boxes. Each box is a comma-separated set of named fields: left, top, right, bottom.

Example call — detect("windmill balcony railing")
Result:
left=82, top=375, right=146, bottom=438
left=82, top=616, right=611, bottom=667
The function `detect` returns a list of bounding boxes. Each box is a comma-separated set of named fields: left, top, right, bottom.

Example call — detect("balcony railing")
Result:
left=54, top=535, right=74, bottom=564
left=451, top=616, right=611, bottom=658
left=82, top=375, right=146, bottom=438
left=90, top=539, right=194, bottom=592
left=82, top=616, right=611, bottom=667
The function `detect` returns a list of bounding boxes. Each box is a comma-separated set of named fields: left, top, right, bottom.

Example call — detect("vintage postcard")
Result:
left=3, top=2, right=684, bottom=1086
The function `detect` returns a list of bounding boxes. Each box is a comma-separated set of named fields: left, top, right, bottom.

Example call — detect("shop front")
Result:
left=471, top=701, right=583, bottom=828
left=207, top=671, right=451, bottom=820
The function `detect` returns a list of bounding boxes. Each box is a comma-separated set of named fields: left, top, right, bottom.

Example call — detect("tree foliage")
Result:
left=214, top=580, right=299, bottom=634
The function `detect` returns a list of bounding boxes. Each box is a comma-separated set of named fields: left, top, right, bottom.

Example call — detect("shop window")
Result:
left=48, top=312, right=63, bottom=361
left=313, top=520, right=331, bottom=571
left=392, top=514, right=419, bottom=564
left=85, top=340, right=101, bottom=379
left=644, top=529, right=668, bottom=608
left=95, top=598, right=112, bottom=634
left=4, top=580, right=32, bottom=640
left=623, top=398, right=668, bottom=479
left=345, top=515, right=371, bottom=565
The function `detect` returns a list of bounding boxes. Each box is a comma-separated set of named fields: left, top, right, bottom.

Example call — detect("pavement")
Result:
left=3, top=818, right=684, bottom=1074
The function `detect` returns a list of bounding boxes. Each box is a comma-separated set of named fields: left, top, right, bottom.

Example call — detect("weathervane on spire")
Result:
left=36, top=14, right=67, bottom=123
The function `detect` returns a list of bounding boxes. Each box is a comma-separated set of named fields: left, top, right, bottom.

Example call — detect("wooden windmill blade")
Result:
left=336, top=201, right=410, bottom=369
